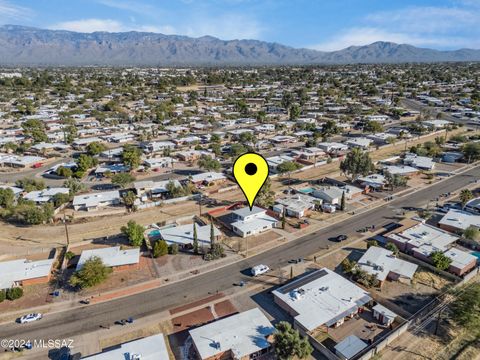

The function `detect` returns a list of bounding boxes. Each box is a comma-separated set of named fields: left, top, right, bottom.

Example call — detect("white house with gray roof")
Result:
left=230, top=206, right=278, bottom=238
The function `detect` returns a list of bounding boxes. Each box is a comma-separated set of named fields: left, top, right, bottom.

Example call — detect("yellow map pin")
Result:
left=233, top=152, right=269, bottom=210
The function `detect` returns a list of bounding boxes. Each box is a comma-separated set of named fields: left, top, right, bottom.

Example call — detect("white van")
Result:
left=251, top=264, right=270, bottom=277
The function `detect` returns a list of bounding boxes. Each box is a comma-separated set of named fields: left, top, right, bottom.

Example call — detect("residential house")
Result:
left=81, top=334, right=170, bottom=359
left=273, top=194, right=316, bottom=218
left=156, top=223, right=222, bottom=247
left=76, top=246, right=140, bottom=271
left=189, top=308, right=275, bottom=360
left=273, top=268, right=372, bottom=334
left=230, top=206, right=278, bottom=238
left=0, top=258, right=54, bottom=290
left=357, top=246, right=418, bottom=286
left=72, top=190, right=121, bottom=211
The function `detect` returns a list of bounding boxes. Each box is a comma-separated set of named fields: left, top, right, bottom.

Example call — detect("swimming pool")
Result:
left=471, top=251, right=480, bottom=263
left=298, top=187, right=315, bottom=194
left=149, top=229, right=161, bottom=237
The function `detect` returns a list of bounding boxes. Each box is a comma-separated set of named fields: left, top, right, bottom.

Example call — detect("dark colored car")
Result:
left=335, top=235, right=348, bottom=242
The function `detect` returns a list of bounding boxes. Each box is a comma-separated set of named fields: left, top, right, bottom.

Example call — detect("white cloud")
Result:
left=49, top=19, right=125, bottom=33
left=98, top=0, right=157, bottom=16
left=0, top=0, right=33, bottom=22
left=310, top=2, right=480, bottom=51
left=49, top=18, right=177, bottom=34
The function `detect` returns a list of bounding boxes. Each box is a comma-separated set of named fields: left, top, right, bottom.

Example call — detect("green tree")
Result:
left=122, top=191, right=137, bottom=210
left=122, top=144, right=142, bottom=169
left=153, top=240, right=169, bottom=257
left=56, top=166, right=73, bottom=178
left=197, top=155, right=221, bottom=172
left=277, top=161, right=302, bottom=184
left=366, top=240, right=378, bottom=248
left=384, top=171, right=408, bottom=190
left=321, top=119, right=339, bottom=138
left=341, top=258, right=356, bottom=274
left=340, top=191, right=346, bottom=211
left=86, top=141, right=107, bottom=156
left=289, top=104, right=301, bottom=120
left=462, top=142, right=480, bottom=163
left=0, top=289, right=5, bottom=303
left=76, top=154, right=98, bottom=172
left=430, top=251, right=452, bottom=271
left=256, top=178, right=275, bottom=208
left=52, top=193, right=70, bottom=207
left=21, top=119, right=47, bottom=143
left=386, top=242, right=400, bottom=256
left=121, top=220, right=145, bottom=247
left=16, top=178, right=45, bottom=192
left=70, top=256, right=112, bottom=289
left=463, top=226, right=480, bottom=242
left=340, top=148, right=375, bottom=181
left=6, top=287, right=23, bottom=300
left=460, top=189, right=474, bottom=209
left=451, top=283, right=480, bottom=330
left=0, top=188, right=15, bottom=208
left=274, top=321, right=313, bottom=360
left=193, top=223, right=199, bottom=254
left=363, top=120, right=384, bottom=133
left=111, top=173, right=136, bottom=188
left=64, top=178, right=86, bottom=195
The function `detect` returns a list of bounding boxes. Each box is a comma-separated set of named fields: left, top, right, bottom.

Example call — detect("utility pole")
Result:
left=63, top=213, right=70, bottom=246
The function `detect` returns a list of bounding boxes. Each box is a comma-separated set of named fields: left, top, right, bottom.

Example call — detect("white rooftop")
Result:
left=73, top=190, right=120, bottom=208
left=190, top=172, right=226, bottom=183
left=388, top=223, right=458, bottom=252
left=189, top=308, right=274, bottom=359
left=81, top=334, right=169, bottom=360
left=0, top=258, right=54, bottom=289
left=158, top=223, right=221, bottom=246
left=76, top=246, right=140, bottom=271
left=438, top=209, right=480, bottom=231
left=272, top=268, right=372, bottom=331
left=443, top=248, right=477, bottom=270
left=358, top=246, right=418, bottom=281
left=334, top=335, right=368, bottom=359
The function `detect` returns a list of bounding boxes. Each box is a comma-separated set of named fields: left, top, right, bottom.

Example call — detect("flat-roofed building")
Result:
left=76, top=246, right=140, bottom=271
left=81, top=333, right=170, bottom=359
left=357, top=246, right=418, bottom=285
left=189, top=308, right=274, bottom=360
left=156, top=223, right=222, bottom=247
left=438, top=209, right=480, bottom=233
left=272, top=268, right=372, bottom=334
left=0, top=258, right=54, bottom=289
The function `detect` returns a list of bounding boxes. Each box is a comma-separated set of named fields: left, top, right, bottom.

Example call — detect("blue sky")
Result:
left=1, top=0, right=479, bottom=50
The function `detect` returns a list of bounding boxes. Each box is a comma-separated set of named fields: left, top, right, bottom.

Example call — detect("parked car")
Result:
left=251, top=264, right=270, bottom=277
left=19, top=313, right=42, bottom=324
left=335, top=234, right=348, bottom=242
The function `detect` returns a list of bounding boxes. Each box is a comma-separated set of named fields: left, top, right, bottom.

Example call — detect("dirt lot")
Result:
left=73, top=254, right=157, bottom=297
left=0, top=200, right=200, bottom=247
left=0, top=283, right=52, bottom=313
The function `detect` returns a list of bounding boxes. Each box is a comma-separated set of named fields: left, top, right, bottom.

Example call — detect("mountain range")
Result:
left=1, top=25, right=480, bottom=66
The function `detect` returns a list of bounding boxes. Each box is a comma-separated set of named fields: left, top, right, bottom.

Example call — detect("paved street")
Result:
left=1, top=164, right=479, bottom=348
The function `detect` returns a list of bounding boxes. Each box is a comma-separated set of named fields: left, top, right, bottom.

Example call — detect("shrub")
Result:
left=168, top=243, right=179, bottom=255
left=65, top=251, right=75, bottom=260
left=153, top=240, right=168, bottom=258
left=0, top=290, right=5, bottom=303
left=6, top=287, right=24, bottom=300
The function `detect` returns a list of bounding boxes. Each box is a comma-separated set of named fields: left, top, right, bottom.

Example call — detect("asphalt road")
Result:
left=1, top=164, right=479, bottom=346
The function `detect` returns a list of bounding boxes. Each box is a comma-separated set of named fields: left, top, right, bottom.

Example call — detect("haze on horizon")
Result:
left=1, top=0, right=480, bottom=52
